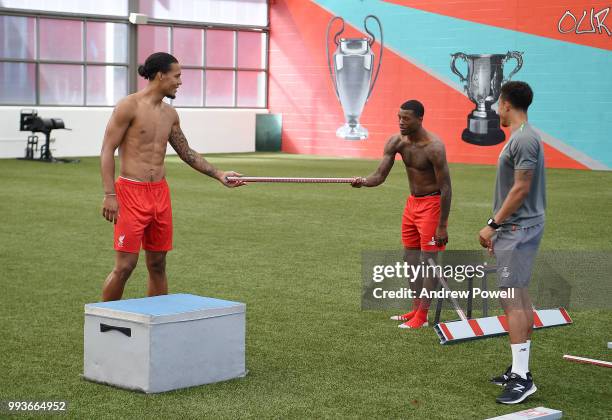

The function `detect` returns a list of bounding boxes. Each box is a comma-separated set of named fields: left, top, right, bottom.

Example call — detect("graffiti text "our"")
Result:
left=558, top=7, right=611, bottom=36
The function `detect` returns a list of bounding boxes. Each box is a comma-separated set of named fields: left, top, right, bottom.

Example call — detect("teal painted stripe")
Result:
left=315, top=0, right=612, bottom=168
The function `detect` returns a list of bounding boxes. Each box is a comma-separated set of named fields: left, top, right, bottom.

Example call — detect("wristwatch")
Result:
left=487, top=218, right=501, bottom=229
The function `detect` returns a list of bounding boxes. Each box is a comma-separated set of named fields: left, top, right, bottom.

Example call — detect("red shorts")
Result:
left=114, top=177, right=173, bottom=254
left=401, top=194, right=445, bottom=251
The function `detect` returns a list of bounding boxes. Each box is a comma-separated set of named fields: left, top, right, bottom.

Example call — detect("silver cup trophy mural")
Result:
left=450, top=52, right=523, bottom=146
left=326, top=15, right=383, bottom=140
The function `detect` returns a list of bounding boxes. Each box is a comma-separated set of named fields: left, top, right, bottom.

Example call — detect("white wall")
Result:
left=0, top=107, right=267, bottom=159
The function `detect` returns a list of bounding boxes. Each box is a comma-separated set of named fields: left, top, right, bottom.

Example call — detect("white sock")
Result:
left=511, top=342, right=530, bottom=379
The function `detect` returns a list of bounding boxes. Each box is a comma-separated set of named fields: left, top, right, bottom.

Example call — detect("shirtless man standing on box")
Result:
left=100, top=52, right=245, bottom=302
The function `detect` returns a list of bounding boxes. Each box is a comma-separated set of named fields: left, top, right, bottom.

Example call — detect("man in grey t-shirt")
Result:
left=478, top=81, right=545, bottom=405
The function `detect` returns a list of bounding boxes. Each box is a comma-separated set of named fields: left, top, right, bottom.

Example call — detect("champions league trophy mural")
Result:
left=450, top=52, right=523, bottom=146
left=326, top=15, right=383, bottom=140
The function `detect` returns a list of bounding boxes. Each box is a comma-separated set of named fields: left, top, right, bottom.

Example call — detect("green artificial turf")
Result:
left=0, top=153, right=610, bottom=419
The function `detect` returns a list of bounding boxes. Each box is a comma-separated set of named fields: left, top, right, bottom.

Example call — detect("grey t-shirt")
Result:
left=493, top=122, right=546, bottom=228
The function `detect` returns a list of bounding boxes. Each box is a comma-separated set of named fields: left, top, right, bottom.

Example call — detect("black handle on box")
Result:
left=100, top=323, right=131, bottom=337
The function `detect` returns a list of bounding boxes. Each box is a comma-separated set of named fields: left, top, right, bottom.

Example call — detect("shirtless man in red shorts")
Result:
left=352, top=100, right=452, bottom=328
left=100, top=52, right=245, bottom=302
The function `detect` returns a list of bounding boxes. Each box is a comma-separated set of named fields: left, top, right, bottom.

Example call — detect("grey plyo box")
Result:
left=486, top=407, right=562, bottom=420
left=84, top=294, right=246, bottom=393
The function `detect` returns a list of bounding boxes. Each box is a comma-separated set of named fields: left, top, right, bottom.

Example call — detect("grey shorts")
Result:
left=493, top=223, right=544, bottom=288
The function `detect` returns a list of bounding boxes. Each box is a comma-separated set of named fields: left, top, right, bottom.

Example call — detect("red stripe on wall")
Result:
left=269, top=0, right=587, bottom=169
left=382, top=0, right=612, bottom=51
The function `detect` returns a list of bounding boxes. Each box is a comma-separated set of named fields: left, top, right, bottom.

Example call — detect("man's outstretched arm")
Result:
left=352, top=136, right=399, bottom=188
left=168, top=115, right=244, bottom=187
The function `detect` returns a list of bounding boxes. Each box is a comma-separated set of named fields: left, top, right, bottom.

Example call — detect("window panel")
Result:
left=206, top=30, right=234, bottom=68
left=0, top=62, right=36, bottom=104
left=237, top=31, right=266, bottom=69
left=172, top=27, right=203, bottom=67
left=1, top=0, right=128, bottom=16
left=137, top=25, right=170, bottom=64
left=139, top=0, right=267, bottom=26
left=3, top=14, right=268, bottom=107
left=39, top=18, right=83, bottom=61
left=86, top=66, right=127, bottom=105
left=0, top=16, right=36, bottom=60
left=205, top=70, right=234, bottom=107
left=172, top=69, right=202, bottom=107
left=39, top=64, right=83, bottom=105
left=237, top=71, right=265, bottom=107
left=86, top=22, right=128, bottom=63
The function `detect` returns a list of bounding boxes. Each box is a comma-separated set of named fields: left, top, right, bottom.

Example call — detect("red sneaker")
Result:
left=398, top=311, right=428, bottom=329
left=390, top=310, right=417, bottom=321
left=390, top=299, right=421, bottom=321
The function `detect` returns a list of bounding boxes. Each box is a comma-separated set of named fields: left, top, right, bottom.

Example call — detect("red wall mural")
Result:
left=268, top=0, right=596, bottom=169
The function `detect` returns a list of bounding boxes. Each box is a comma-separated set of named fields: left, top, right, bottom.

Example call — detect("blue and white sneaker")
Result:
left=496, top=372, right=537, bottom=404
left=491, top=365, right=512, bottom=386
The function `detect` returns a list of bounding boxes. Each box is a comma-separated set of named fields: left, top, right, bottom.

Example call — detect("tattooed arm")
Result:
left=168, top=112, right=244, bottom=187
left=351, top=135, right=399, bottom=187
left=428, top=140, right=452, bottom=246
left=169, top=124, right=220, bottom=178
left=429, top=141, right=452, bottom=226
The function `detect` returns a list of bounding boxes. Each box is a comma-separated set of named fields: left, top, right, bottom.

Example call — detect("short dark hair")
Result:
left=400, top=100, right=424, bottom=118
left=138, top=52, right=178, bottom=80
left=500, top=81, right=533, bottom=112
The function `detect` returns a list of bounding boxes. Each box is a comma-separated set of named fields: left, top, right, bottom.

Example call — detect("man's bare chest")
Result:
left=130, top=113, right=173, bottom=145
left=399, top=146, right=432, bottom=171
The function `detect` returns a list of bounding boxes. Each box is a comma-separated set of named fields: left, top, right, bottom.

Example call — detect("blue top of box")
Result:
left=86, top=294, right=244, bottom=319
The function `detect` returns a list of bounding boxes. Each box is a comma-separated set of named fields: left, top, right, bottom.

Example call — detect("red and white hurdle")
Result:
left=434, top=308, right=573, bottom=345
left=426, top=258, right=573, bottom=345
